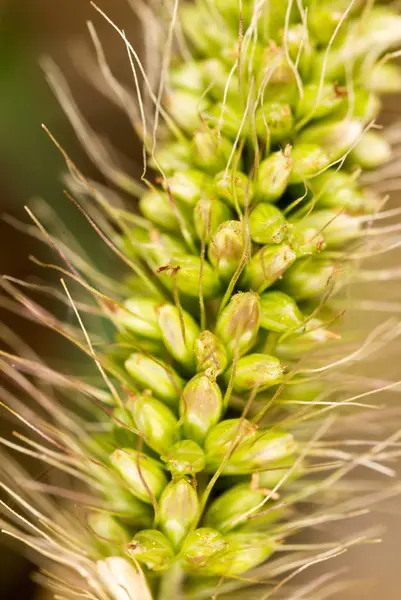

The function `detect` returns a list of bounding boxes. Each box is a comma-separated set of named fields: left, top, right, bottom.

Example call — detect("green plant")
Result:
left=2, top=1, right=401, bottom=599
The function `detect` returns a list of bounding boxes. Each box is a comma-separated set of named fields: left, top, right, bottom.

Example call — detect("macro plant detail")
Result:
left=2, top=1, right=401, bottom=599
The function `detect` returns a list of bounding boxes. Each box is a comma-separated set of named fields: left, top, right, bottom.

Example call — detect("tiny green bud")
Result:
left=204, top=531, right=275, bottom=576
left=161, top=440, right=205, bottom=478
left=204, top=483, right=267, bottom=533
left=201, top=59, right=240, bottom=100
left=350, top=131, right=391, bottom=169
left=146, top=228, right=187, bottom=267
left=162, top=170, right=210, bottom=206
left=127, top=530, right=175, bottom=572
left=192, top=129, right=233, bottom=173
left=287, top=221, right=325, bottom=257
left=207, top=102, right=245, bottom=140
left=180, top=374, right=223, bottom=444
left=139, top=191, right=179, bottom=232
left=255, top=102, right=294, bottom=144
left=193, top=197, right=233, bottom=242
left=216, top=292, right=260, bottom=358
left=242, top=244, right=296, bottom=293
left=231, top=429, right=296, bottom=472
left=117, top=298, right=160, bottom=340
left=298, top=119, right=363, bottom=162
left=165, top=89, right=208, bottom=133
left=249, top=203, right=287, bottom=245
left=225, top=353, right=285, bottom=395
left=204, top=418, right=257, bottom=473
left=170, top=61, right=205, bottom=94
left=310, top=170, right=366, bottom=213
left=125, top=353, right=183, bottom=406
left=290, top=144, right=330, bottom=184
left=277, top=318, right=338, bottom=358
left=366, top=62, right=401, bottom=94
left=257, top=150, right=293, bottom=203
left=180, top=528, right=228, bottom=571
left=167, top=255, right=221, bottom=299
left=214, top=169, right=253, bottom=209
left=281, top=24, right=314, bottom=78
left=129, top=394, right=179, bottom=454
left=296, top=83, right=346, bottom=121
left=156, top=303, right=200, bottom=370
left=159, top=478, right=199, bottom=549
left=260, top=291, right=304, bottom=333
left=208, top=220, right=245, bottom=282
left=151, top=140, right=191, bottom=174
left=110, top=449, right=168, bottom=504
left=112, top=407, right=138, bottom=448
left=194, top=330, right=228, bottom=376
left=308, top=5, right=348, bottom=46
left=88, top=513, right=130, bottom=550
left=280, top=257, right=335, bottom=301
left=298, top=210, right=360, bottom=247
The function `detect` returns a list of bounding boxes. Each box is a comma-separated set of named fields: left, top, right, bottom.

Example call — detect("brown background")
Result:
left=0, top=1, right=400, bottom=598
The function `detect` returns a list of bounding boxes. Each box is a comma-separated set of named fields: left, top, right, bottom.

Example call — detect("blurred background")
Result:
left=0, top=1, right=400, bottom=598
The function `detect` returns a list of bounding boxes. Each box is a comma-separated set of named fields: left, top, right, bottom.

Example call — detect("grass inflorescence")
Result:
left=2, top=1, right=401, bottom=599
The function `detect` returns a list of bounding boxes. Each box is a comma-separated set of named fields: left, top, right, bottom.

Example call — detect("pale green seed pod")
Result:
left=125, top=353, right=183, bottom=406
left=308, top=4, right=349, bottom=45
left=255, top=102, right=294, bottom=144
left=166, top=255, right=221, bottom=299
left=127, top=530, right=175, bottom=572
left=231, top=429, right=296, bottom=473
left=116, top=298, right=160, bottom=340
left=297, top=119, right=363, bottom=162
left=201, top=59, right=240, bottom=100
left=165, top=89, right=208, bottom=133
left=214, top=170, right=253, bottom=209
left=290, top=143, right=330, bottom=184
left=159, top=478, right=199, bottom=549
left=203, top=531, right=275, bottom=576
left=309, top=169, right=366, bottom=213
left=225, top=353, right=285, bottom=394
left=88, top=513, right=130, bottom=551
left=162, top=170, right=210, bottom=206
left=110, top=449, right=168, bottom=504
left=151, top=140, right=191, bottom=174
left=297, top=210, right=361, bottom=247
left=129, top=394, right=179, bottom=454
left=242, top=244, right=296, bottom=293
left=216, top=292, right=260, bottom=358
left=161, top=440, right=205, bottom=478
left=208, top=220, right=245, bottom=282
left=180, top=373, right=223, bottom=444
left=194, top=330, right=228, bottom=376
left=180, top=527, right=228, bottom=571
left=180, top=3, right=236, bottom=56
left=204, top=418, right=258, bottom=472
left=287, top=221, right=326, bottom=257
left=170, top=61, right=205, bottom=94
left=204, top=483, right=267, bottom=533
left=260, top=291, right=304, bottom=333
left=296, top=83, right=346, bottom=122
left=139, top=191, right=182, bottom=232
left=350, top=131, right=392, bottom=169
left=282, top=23, right=314, bottom=78
left=193, top=197, right=232, bottom=242
left=249, top=203, right=287, bottom=245
left=366, top=62, right=401, bottom=94
left=192, top=129, right=233, bottom=173
left=156, top=304, right=200, bottom=370
left=207, top=102, right=245, bottom=141
left=280, top=257, right=335, bottom=301
left=276, top=318, right=337, bottom=358
left=257, top=150, right=293, bottom=203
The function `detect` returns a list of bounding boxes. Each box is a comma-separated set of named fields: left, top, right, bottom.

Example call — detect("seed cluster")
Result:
left=86, top=0, right=401, bottom=588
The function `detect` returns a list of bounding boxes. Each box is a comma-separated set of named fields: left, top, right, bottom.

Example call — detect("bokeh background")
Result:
left=0, top=1, right=400, bottom=598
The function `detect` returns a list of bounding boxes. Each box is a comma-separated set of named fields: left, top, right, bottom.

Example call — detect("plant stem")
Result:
left=158, top=561, right=183, bottom=600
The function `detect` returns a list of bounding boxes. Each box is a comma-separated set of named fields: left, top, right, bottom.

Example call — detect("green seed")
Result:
left=163, top=170, right=211, bottom=206
left=180, top=528, right=228, bottom=571
left=127, top=530, right=175, bottom=572
left=249, top=203, right=287, bottom=245
left=260, top=291, right=304, bottom=333
left=216, top=292, right=261, bottom=358
left=110, top=449, right=167, bottom=504
left=125, top=353, right=183, bottom=406
left=180, top=373, right=223, bottom=444
left=159, top=478, right=199, bottom=549
left=151, top=140, right=192, bottom=174
left=165, top=89, right=209, bottom=133
left=117, top=298, right=160, bottom=340
left=350, top=131, right=391, bottom=169
left=297, top=119, right=363, bottom=162
left=290, top=143, right=330, bottom=184
left=230, top=429, right=296, bottom=473
left=170, top=61, right=205, bottom=94
left=166, top=255, right=221, bottom=299
left=225, top=353, right=285, bottom=394
left=204, top=483, right=267, bottom=533
left=193, top=197, right=233, bottom=242
left=255, top=102, right=294, bottom=144
left=156, top=303, right=200, bottom=370
left=139, top=191, right=179, bottom=232
left=280, top=257, right=335, bottom=301
left=296, top=210, right=360, bottom=247
left=242, top=244, right=296, bottom=293
left=366, top=62, right=401, bottom=94
left=256, top=150, right=293, bottom=203
left=203, top=531, right=275, bottom=576
left=204, top=418, right=257, bottom=471
left=192, top=129, right=233, bottom=173
left=194, top=330, right=228, bottom=376
left=296, top=83, right=346, bottom=122
left=161, top=440, right=205, bottom=478
left=214, top=169, right=253, bottom=209
left=208, top=220, right=245, bottom=282
left=129, top=394, right=179, bottom=454
left=309, top=169, right=366, bottom=213
left=287, top=221, right=326, bottom=257
left=88, top=513, right=130, bottom=551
